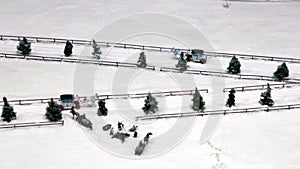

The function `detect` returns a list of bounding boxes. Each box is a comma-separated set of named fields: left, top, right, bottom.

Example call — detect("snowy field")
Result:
left=0, top=0, right=300, bottom=169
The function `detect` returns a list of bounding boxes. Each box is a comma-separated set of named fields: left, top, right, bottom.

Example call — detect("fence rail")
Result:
left=135, top=104, right=300, bottom=120
left=1, top=34, right=299, bottom=64
left=0, top=52, right=155, bottom=71
left=0, top=89, right=208, bottom=106
left=0, top=120, right=64, bottom=129
left=160, top=67, right=300, bottom=84
left=223, top=83, right=297, bottom=92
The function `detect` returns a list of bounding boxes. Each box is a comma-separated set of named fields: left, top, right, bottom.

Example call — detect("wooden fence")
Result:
left=0, top=120, right=64, bottom=129
left=97, top=89, right=208, bottom=100
left=1, top=34, right=299, bottom=64
left=135, top=103, right=300, bottom=120
left=223, top=83, right=297, bottom=92
left=0, top=52, right=156, bottom=71
left=0, top=89, right=208, bottom=106
left=160, top=67, right=300, bottom=84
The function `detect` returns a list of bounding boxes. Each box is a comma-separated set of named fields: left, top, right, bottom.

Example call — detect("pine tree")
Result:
left=97, top=99, right=108, bottom=116
left=142, top=92, right=158, bottom=114
left=226, top=89, right=236, bottom=108
left=17, top=37, right=31, bottom=55
left=273, top=62, right=289, bottom=81
left=137, top=52, right=147, bottom=68
left=92, top=39, right=102, bottom=59
left=191, top=87, right=205, bottom=112
left=259, top=83, right=274, bottom=107
left=45, top=98, right=62, bottom=121
left=64, top=40, right=73, bottom=56
left=176, top=55, right=188, bottom=72
left=227, top=55, right=241, bottom=74
left=1, top=97, right=16, bottom=123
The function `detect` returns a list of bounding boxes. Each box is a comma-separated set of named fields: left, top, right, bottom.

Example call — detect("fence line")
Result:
left=160, top=67, right=300, bottom=84
left=0, top=120, right=64, bottom=129
left=223, top=83, right=297, bottom=92
left=135, top=103, right=300, bottom=120
left=0, top=89, right=208, bottom=106
left=0, top=52, right=156, bottom=71
left=1, top=34, right=299, bottom=64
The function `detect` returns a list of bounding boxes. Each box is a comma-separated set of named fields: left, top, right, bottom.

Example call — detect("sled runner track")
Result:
left=0, top=34, right=300, bottom=64
left=135, top=103, right=300, bottom=120
left=0, top=120, right=64, bottom=129
left=160, top=67, right=300, bottom=84
left=0, top=52, right=156, bottom=71
left=0, top=89, right=209, bottom=106
left=223, top=83, right=297, bottom=92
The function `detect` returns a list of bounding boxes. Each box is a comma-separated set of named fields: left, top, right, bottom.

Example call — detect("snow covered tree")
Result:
left=176, top=55, right=188, bottom=72
left=64, top=40, right=73, bottom=56
left=97, top=99, right=108, bottom=116
left=137, top=52, right=147, bottom=68
left=191, top=87, right=205, bottom=112
left=273, top=62, right=289, bottom=81
left=92, top=39, right=102, bottom=59
left=226, top=89, right=236, bottom=108
left=227, top=55, right=241, bottom=74
left=45, top=98, right=62, bottom=121
left=1, top=97, right=16, bottom=123
left=17, top=37, right=31, bottom=55
left=142, top=92, right=158, bottom=114
left=259, top=83, right=274, bottom=107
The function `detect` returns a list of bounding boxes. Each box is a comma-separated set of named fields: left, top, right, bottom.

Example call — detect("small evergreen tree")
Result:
left=1, top=97, right=16, bottom=123
left=17, top=37, right=31, bottom=55
left=45, top=98, right=62, bottom=121
left=227, top=55, right=241, bottom=74
left=191, top=87, right=205, bottom=112
left=137, top=52, right=147, bottom=68
left=64, top=40, right=73, bottom=56
left=92, top=39, right=102, bottom=59
left=176, top=54, right=188, bottom=72
left=226, top=89, right=236, bottom=108
left=97, top=99, right=108, bottom=116
left=142, top=92, right=158, bottom=114
left=259, top=83, right=274, bottom=107
left=273, top=62, right=289, bottom=81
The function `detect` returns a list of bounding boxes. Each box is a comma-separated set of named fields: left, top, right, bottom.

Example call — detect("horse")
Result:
left=111, top=132, right=130, bottom=143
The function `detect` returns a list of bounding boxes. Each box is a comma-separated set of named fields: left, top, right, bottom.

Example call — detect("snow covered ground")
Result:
left=0, top=0, right=300, bottom=169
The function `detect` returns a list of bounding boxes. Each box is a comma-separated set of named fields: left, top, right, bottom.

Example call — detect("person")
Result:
left=110, top=127, right=114, bottom=135
left=133, top=131, right=138, bottom=138
left=117, top=121, right=124, bottom=131
left=70, top=106, right=79, bottom=120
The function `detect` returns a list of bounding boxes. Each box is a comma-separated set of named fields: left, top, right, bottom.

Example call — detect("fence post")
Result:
left=142, top=46, right=144, bottom=50
left=160, top=48, right=162, bottom=52
left=124, top=44, right=126, bottom=48
left=242, top=87, right=244, bottom=92
left=19, top=100, right=22, bottom=105
left=53, top=38, right=56, bottom=43
left=0, top=35, right=2, bottom=40
left=62, top=120, right=64, bottom=126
